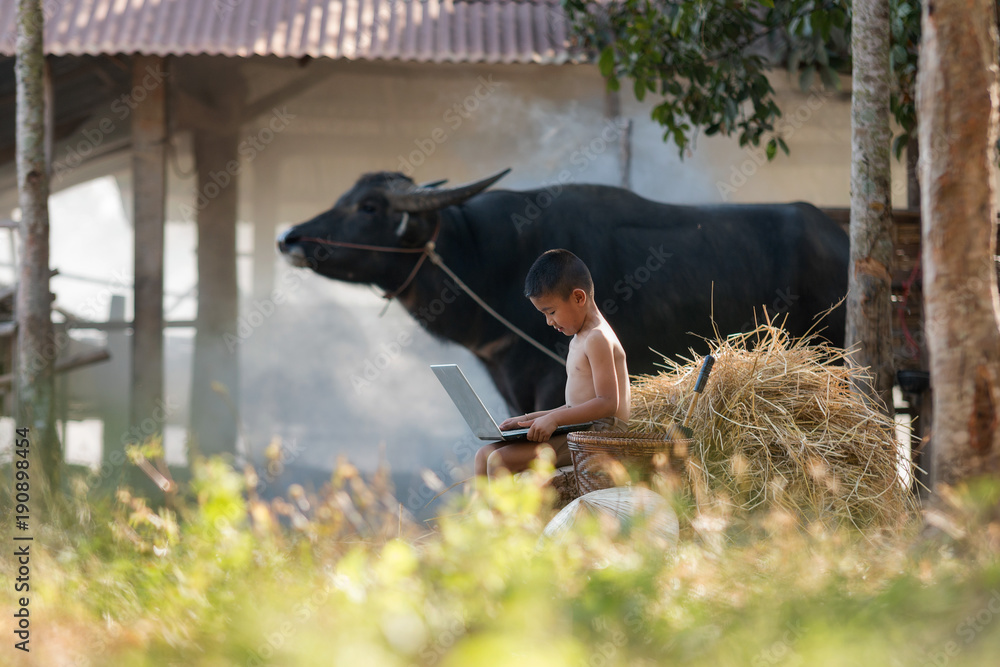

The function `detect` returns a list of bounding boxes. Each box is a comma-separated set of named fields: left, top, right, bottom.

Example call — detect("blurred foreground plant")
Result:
left=1, top=454, right=998, bottom=666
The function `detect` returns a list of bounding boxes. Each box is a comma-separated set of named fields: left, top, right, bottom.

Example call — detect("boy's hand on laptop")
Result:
left=499, top=416, right=529, bottom=431
left=526, top=415, right=558, bottom=442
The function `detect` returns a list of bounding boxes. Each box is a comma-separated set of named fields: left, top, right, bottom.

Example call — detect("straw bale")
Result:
left=628, top=325, right=918, bottom=527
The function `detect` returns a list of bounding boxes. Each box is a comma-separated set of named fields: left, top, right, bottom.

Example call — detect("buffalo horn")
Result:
left=418, top=179, right=448, bottom=188
left=387, top=168, right=511, bottom=213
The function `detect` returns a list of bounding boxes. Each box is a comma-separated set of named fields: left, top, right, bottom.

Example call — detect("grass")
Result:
left=1, top=453, right=999, bottom=666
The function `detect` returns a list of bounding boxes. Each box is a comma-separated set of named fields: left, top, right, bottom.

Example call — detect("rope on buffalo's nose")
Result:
left=423, top=242, right=567, bottom=367
left=295, top=231, right=566, bottom=366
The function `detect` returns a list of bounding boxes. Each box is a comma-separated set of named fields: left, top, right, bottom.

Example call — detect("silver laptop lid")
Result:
left=430, top=364, right=504, bottom=440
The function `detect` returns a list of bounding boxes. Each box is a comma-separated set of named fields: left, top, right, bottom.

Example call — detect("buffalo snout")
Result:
left=277, top=228, right=308, bottom=266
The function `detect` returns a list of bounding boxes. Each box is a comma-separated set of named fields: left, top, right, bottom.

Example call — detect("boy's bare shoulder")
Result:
left=582, top=321, right=625, bottom=355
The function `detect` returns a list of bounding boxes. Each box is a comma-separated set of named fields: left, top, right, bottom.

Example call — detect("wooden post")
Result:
left=189, top=129, right=240, bottom=458
left=15, top=0, right=60, bottom=495
left=130, top=54, right=167, bottom=450
left=102, top=294, right=129, bottom=476
left=619, top=119, right=633, bottom=191
left=252, top=159, right=278, bottom=301
left=602, top=87, right=632, bottom=190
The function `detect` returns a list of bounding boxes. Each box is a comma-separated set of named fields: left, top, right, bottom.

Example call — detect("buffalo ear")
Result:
left=395, top=211, right=430, bottom=245
left=395, top=211, right=414, bottom=238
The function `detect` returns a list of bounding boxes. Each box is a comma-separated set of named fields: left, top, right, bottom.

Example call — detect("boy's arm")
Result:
left=526, top=333, right=620, bottom=441
left=499, top=406, right=566, bottom=431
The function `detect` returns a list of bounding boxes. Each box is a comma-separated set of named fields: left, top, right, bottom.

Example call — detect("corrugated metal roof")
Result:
left=0, top=0, right=584, bottom=64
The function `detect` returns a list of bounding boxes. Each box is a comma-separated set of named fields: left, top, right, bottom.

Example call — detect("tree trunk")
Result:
left=918, top=0, right=1000, bottom=485
left=15, top=0, right=60, bottom=495
left=846, top=0, right=896, bottom=417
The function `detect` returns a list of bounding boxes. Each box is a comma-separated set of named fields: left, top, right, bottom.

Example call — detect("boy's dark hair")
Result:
left=524, top=249, right=594, bottom=300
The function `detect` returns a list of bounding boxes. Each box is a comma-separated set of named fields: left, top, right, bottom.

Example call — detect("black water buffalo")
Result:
left=277, top=169, right=848, bottom=413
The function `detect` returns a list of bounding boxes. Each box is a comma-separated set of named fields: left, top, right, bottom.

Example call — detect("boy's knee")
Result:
left=486, top=449, right=508, bottom=477
left=528, top=444, right=558, bottom=473
left=474, top=444, right=494, bottom=474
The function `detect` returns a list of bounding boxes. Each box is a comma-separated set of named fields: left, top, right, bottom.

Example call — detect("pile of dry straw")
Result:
left=628, top=325, right=918, bottom=528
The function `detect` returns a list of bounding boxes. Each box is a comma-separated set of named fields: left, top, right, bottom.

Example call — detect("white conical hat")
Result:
left=541, top=486, right=679, bottom=549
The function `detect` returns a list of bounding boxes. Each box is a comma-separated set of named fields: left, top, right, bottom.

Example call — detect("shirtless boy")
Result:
left=474, top=249, right=630, bottom=479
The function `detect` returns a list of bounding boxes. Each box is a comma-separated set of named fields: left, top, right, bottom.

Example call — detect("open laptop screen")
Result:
left=431, top=364, right=505, bottom=440
left=431, top=364, right=593, bottom=442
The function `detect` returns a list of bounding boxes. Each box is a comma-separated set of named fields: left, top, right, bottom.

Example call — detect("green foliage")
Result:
left=889, top=0, right=922, bottom=159
left=563, top=0, right=922, bottom=159
left=2, top=458, right=1000, bottom=666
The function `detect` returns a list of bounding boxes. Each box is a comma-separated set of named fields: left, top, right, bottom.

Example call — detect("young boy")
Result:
left=474, top=249, right=630, bottom=479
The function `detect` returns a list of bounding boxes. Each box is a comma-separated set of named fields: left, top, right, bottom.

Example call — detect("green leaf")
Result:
left=778, top=137, right=790, bottom=155
left=799, top=66, right=816, bottom=92
left=634, top=78, right=646, bottom=101
left=766, top=138, right=777, bottom=161
left=760, top=0, right=774, bottom=7
left=607, top=76, right=620, bottom=92
left=725, top=97, right=738, bottom=122
left=811, top=11, right=830, bottom=41
left=815, top=44, right=829, bottom=67
left=670, top=6, right=684, bottom=35
left=788, top=49, right=802, bottom=75
left=891, top=44, right=908, bottom=69
left=892, top=133, right=909, bottom=161
left=819, top=66, right=840, bottom=91
left=598, top=46, right=615, bottom=78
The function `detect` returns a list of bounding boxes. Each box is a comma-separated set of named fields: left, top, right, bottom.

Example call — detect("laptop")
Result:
left=431, top=364, right=592, bottom=441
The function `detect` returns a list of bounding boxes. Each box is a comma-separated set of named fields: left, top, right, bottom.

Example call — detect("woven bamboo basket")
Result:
left=567, top=431, right=691, bottom=495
